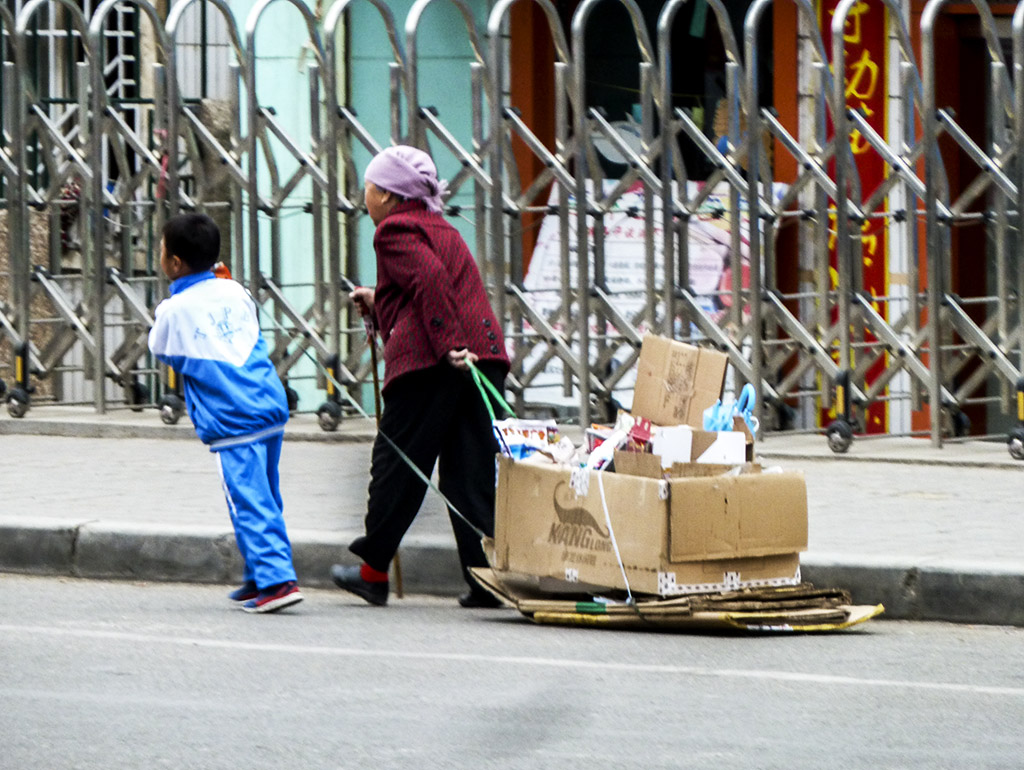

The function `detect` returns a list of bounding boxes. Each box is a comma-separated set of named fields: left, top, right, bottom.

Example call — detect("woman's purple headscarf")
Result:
left=364, top=145, right=447, bottom=213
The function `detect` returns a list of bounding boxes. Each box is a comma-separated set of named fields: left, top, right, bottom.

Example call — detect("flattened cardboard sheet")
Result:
left=471, top=568, right=884, bottom=633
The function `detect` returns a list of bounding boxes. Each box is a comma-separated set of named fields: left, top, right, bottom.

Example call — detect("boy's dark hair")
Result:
left=163, top=213, right=221, bottom=272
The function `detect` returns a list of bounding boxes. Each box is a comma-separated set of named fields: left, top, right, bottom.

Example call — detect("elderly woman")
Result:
left=330, top=146, right=509, bottom=609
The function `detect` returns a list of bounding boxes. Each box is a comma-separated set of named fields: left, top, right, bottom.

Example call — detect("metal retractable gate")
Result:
left=745, top=0, right=859, bottom=439
left=3, top=0, right=154, bottom=417
left=920, top=0, right=1023, bottom=448
left=659, top=0, right=767, bottom=416
left=241, top=0, right=362, bottom=423
left=318, top=0, right=405, bottom=428
left=825, top=0, right=935, bottom=451
left=1, top=1, right=26, bottom=409
left=2, top=0, right=1024, bottom=458
left=487, top=0, right=580, bottom=417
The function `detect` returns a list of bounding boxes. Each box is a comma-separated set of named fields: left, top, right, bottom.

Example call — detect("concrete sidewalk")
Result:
left=2, top=406, right=1023, bottom=626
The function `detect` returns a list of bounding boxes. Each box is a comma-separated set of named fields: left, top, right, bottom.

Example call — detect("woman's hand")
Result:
left=445, top=348, right=478, bottom=371
left=350, top=286, right=375, bottom=317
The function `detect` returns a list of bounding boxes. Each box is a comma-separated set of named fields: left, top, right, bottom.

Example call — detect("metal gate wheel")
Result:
left=826, top=419, right=853, bottom=454
left=1007, top=428, right=1024, bottom=461
left=7, top=389, right=30, bottom=419
left=317, top=401, right=342, bottom=432
left=158, top=394, right=185, bottom=425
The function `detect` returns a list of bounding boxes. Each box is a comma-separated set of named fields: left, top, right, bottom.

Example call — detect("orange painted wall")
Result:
left=508, top=2, right=557, bottom=276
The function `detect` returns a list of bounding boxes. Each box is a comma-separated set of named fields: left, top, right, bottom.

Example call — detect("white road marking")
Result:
left=2, top=623, right=1022, bottom=698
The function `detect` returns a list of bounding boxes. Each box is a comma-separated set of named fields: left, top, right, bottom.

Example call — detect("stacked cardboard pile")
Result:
left=479, top=333, right=883, bottom=633
left=471, top=569, right=882, bottom=632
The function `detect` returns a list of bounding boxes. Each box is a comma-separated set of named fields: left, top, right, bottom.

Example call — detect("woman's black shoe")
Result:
left=330, top=564, right=389, bottom=606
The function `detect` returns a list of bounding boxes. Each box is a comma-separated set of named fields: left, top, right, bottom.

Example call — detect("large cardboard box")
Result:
left=631, top=333, right=729, bottom=428
left=492, top=456, right=807, bottom=596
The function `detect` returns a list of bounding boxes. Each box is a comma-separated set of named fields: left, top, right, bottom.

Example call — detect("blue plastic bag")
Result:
left=703, top=383, right=759, bottom=436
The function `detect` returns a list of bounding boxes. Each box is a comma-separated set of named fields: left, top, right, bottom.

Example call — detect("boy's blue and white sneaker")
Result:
left=242, top=581, right=303, bottom=614
left=228, top=581, right=258, bottom=603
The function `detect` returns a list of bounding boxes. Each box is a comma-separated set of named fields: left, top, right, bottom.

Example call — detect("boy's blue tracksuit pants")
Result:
left=214, top=433, right=297, bottom=589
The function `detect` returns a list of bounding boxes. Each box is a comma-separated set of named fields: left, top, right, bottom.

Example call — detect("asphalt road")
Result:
left=2, top=575, right=1023, bottom=769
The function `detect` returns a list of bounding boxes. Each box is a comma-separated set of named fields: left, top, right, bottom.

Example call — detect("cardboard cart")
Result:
left=476, top=333, right=883, bottom=633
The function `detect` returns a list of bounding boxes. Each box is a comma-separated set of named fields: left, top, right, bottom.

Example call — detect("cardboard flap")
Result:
left=613, top=451, right=760, bottom=479
left=731, top=415, right=755, bottom=444
left=632, top=334, right=728, bottom=427
left=668, top=472, right=808, bottom=562
left=667, top=462, right=761, bottom=477
left=492, top=457, right=514, bottom=570
left=612, top=450, right=664, bottom=478
left=691, top=430, right=747, bottom=464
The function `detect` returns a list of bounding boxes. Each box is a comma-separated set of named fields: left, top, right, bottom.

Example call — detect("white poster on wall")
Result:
left=517, top=179, right=787, bottom=411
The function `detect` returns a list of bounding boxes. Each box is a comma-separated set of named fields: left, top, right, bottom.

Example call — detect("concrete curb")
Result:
left=801, top=557, right=1024, bottom=627
left=3, top=518, right=1022, bottom=625
left=0, top=418, right=197, bottom=441
left=0, top=518, right=465, bottom=597
left=757, top=449, right=1022, bottom=470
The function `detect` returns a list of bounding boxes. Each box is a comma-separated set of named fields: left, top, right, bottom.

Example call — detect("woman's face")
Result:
left=364, top=181, right=397, bottom=225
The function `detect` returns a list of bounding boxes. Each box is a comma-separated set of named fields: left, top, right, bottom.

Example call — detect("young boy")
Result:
left=148, top=213, right=302, bottom=613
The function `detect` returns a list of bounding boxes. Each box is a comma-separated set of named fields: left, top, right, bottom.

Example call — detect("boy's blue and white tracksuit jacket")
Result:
left=148, top=271, right=296, bottom=588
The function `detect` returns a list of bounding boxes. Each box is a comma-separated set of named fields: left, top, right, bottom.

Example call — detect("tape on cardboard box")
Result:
left=657, top=557, right=802, bottom=596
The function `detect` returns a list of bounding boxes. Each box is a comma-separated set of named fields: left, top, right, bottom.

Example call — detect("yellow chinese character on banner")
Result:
left=839, top=1, right=870, bottom=44
left=846, top=48, right=879, bottom=101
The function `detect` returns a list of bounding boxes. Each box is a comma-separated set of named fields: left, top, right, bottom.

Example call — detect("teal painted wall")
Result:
left=225, top=0, right=489, bottom=411
left=348, top=0, right=490, bottom=285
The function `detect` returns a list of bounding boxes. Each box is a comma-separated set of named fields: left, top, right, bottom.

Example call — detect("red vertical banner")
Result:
left=820, top=0, right=889, bottom=433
